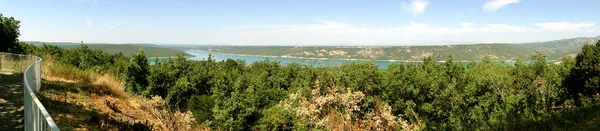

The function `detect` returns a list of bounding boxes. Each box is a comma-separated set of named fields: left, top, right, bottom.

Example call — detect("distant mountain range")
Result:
left=188, top=36, right=600, bottom=61
left=23, top=41, right=193, bottom=58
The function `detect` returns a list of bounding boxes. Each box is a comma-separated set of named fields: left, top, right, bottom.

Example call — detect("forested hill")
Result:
left=514, top=36, right=600, bottom=59
left=192, top=36, right=600, bottom=61
left=24, top=41, right=193, bottom=57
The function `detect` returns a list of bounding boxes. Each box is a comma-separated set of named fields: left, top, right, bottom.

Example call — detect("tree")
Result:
left=125, top=49, right=150, bottom=93
left=565, top=40, right=600, bottom=101
left=0, top=13, right=21, bottom=53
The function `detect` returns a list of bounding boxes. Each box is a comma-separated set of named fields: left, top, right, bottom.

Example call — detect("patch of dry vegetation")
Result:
left=38, top=58, right=202, bottom=131
left=272, top=81, right=421, bottom=131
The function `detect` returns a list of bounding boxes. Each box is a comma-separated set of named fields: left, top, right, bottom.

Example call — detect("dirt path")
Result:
left=0, top=70, right=24, bottom=130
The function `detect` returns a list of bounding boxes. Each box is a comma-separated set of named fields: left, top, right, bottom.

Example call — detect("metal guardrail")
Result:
left=0, top=52, right=59, bottom=131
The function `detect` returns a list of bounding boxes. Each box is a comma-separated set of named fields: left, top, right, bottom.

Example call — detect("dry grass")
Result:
left=41, top=55, right=94, bottom=83
left=139, top=96, right=197, bottom=131
left=92, top=74, right=127, bottom=99
left=0, top=54, right=33, bottom=73
left=37, top=57, right=203, bottom=130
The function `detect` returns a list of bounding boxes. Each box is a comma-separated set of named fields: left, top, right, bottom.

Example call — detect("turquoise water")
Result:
left=150, top=50, right=556, bottom=68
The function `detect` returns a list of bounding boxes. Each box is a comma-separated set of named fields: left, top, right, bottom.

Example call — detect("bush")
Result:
left=256, top=83, right=419, bottom=131
left=124, top=50, right=149, bottom=93
left=186, top=95, right=214, bottom=124
left=566, top=40, right=600, bottom=102
left=0, top=13, right=21, bottom=53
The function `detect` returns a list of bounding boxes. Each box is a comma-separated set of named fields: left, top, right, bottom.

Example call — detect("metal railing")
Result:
left=0, top=52, right=59, bottom=131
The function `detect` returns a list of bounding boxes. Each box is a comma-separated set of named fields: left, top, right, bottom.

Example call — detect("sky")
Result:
left=1, top=0, right=599, bottom=46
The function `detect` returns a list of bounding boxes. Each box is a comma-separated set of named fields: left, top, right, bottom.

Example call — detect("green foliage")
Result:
left=124, top=50, right=150, bottom=93
left=255, top=105, right=295, bottom=130
left=187, top=95, right=214, bottom=124
left=13, top=41, right=130, bottom=76
left=60, top=44, right=104, bottom=68
left=566, top=40, right=600, bottom=103
left=16, top=41, right=38, bottom=54
left=0, top=13, right=21, bottom=53
left=210, top=58, right=290, bottom=130
left=39, top=43, right=64, bottom=56
left=29, top=43, right=131, bottom=75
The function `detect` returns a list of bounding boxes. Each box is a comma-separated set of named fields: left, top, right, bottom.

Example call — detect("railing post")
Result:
left=34, top=57, right=41, bottom=91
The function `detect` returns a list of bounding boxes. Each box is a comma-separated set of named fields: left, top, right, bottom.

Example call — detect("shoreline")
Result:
left=188, top=49, right=557, bottom=63
left=147, top=56, right=194, bottom=59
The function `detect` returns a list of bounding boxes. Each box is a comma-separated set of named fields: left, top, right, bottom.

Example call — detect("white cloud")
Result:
left=481, top=24, right=536, bottom=32
left=400, top=22, right=430, bottom=32
left=258, top=20, right=373, bottom=35
left=461, top=22, right=475, bottom=28
left=587, top=29, right=596, bottom=33
left=212, top=20, right=597, bottom=45
left=25, top=19, right=597, bottom=45
left=534, top=22, right=595, bottom=31
left=228, top=20, right=542, bottom=37
left=483, top=0, right=520, bottom=12
left=402, top=0, right=429, bottom=16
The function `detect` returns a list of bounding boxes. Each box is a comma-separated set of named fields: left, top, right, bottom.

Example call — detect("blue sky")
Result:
left=1, top=0, right=599, bottom=45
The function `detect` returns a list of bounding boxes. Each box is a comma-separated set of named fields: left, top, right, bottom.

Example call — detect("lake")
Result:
left=149, top=50, right=556, bottom=68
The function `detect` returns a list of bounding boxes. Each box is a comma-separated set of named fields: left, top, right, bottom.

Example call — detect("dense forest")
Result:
left=3, top=13, right=600, bottom=130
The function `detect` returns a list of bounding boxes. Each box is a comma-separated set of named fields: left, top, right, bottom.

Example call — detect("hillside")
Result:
left=194, top=44, right=529, bottom=61
left=25, top=41, right=193, bottom=58
left=514, top=37, right=600, bottom=59
left=191, top=36, right=600, bottom=61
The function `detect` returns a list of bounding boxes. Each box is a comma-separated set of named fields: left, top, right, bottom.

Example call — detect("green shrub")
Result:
left=124, top=50, right=149, bottom=93
left=186, top=95, right=214, bottom=124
